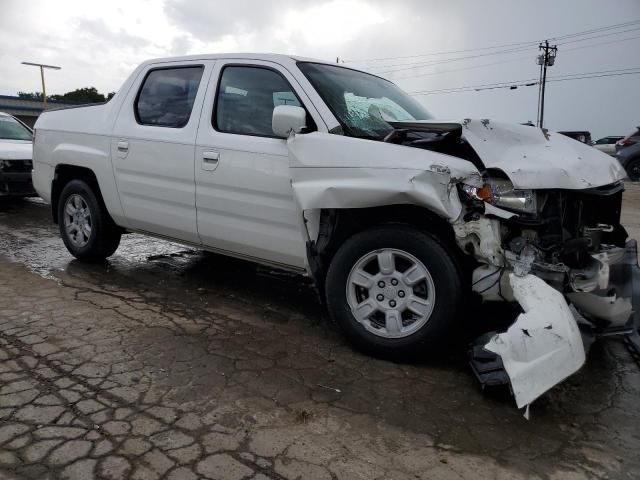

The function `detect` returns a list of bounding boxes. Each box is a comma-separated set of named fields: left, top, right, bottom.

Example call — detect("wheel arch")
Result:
left=305, top=204, right=470, bottom=293
left=52, top=165, right=111, bottom=225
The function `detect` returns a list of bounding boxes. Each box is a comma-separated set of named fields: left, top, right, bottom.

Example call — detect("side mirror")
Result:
left=272, top=105, right=306, bottom=138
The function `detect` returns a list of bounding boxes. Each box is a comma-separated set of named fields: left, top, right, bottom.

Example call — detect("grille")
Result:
left=0, top=160, right=33, bottom=173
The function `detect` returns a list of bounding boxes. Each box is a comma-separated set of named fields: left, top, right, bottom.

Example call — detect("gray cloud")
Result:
left=163, top=0, right=298, bottom=41
left=75, top=18, right=151, bottom=50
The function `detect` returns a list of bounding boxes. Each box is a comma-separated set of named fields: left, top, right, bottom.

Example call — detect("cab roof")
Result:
left=141, top=53, right=330, bottom=68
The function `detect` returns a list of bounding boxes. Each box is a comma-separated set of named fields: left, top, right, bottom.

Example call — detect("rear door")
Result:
left=194, top=60, right=323, bottom=268
left=111, top=61, right=212, bottom=243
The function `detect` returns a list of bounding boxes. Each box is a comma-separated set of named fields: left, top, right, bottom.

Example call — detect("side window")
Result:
left=214, top=66, right=303, bottom=137
left=135, top=66, right=204, bottom=128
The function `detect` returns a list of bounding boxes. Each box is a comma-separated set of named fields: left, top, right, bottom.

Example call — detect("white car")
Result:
left=32, top=54, right=639, bottom=409
left=0, top=112, right=35, bottom=196
left=593, top=136, right=623, bottom=156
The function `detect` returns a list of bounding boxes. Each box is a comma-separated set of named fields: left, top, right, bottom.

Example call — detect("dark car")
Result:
left=0, top=112, right=35, bottom=196
left=617, top=140, right=640, bottom=181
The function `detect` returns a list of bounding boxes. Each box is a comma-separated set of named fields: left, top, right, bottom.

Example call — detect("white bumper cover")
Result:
left=484, top=274, right=586, bottom=409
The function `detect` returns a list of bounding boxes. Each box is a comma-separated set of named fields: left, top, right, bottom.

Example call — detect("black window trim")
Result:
left=134, top=64, right=205, bottom=129
left=211, top=63, right=316, bottom=139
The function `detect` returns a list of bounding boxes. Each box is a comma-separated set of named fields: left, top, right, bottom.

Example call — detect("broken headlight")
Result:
left=462, top=178, right=537, bottom=214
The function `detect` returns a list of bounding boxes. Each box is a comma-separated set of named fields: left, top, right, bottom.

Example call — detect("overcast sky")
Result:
left=0, top=0, right=638, bottom=138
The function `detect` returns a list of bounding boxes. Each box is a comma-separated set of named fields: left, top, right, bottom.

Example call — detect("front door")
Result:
left=111, top=62, right=211, bottom=244
left=194, top=61, right=320, bottom=268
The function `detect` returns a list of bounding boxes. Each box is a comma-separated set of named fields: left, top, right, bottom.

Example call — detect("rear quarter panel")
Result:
left=34, top=128, right=126, bottom=225
left=33, top=91, right=139, bottom=226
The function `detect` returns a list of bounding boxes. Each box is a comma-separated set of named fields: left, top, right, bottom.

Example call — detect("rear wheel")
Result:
left=325, top=225, right=463, bottom=358
left=58, top=179, right=121, bottom=261
left=626, top=158, right=640, bottom=181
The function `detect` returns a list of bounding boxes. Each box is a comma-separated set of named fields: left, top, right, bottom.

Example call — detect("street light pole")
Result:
left=21, top=62, right=61, bottom=110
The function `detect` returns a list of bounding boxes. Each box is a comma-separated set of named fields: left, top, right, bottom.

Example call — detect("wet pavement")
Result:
left=1, top=187, right=640, bottom=480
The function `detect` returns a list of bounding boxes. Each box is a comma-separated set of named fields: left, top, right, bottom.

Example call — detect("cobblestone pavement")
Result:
left=1, top=185, right=640, bottom=480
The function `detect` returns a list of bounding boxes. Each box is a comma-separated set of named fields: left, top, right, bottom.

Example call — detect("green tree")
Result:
left=17, top=91, right=43, bottom=100
left=58, top=87, right=106, bottom=103
left=17, top=87, right=113, bottom=104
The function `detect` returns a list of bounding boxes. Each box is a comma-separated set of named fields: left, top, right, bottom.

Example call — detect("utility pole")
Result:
left=535, top=41, right=557, bottom=128
left=21, top=62, right=62, bottom=110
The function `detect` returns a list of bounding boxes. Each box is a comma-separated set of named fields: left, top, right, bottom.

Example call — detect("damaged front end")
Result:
left=381, top=118, right=639, bottom=410
left=459, top=178, right=640, bottom=410
left=289, top=113, right=638, bottom=410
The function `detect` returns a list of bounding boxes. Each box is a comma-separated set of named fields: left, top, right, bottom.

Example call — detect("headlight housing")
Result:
left=461, top=178, right=537, bottom=214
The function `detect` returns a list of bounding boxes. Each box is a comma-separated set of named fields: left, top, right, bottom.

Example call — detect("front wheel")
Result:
left=626, top=158, right=640, bottom=181
left=325, top=225, right=464, bottom=358
left=58, top=179, right=121, bottom=261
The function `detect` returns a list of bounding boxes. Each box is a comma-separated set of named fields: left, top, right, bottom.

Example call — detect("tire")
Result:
left=626, top=158, right=640, bottom=181
left=57, top=179, right=121, bottom=261
left=325, top=225, right=464, bottom=358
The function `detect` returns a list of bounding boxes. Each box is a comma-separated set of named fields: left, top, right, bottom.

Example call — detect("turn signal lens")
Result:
left=476, top=184, right=493, bottom=202
left=461, top=179, right=537, bottom=214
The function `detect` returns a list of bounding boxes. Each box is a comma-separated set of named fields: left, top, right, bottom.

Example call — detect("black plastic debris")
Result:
left=468, top=332, right=510, bottom=388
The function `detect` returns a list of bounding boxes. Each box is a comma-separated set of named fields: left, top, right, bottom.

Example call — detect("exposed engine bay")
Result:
left=384, top=119, right=640, bottom=412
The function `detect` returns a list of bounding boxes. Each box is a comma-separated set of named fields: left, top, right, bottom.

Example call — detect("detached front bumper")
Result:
left=469, top=240, right=640, bottom=411
left=0, top=171, right=36, bottom=196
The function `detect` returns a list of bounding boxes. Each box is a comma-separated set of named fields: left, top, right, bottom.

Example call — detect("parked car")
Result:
left=592, top=136, right=623, bottom=156
left=0, top=112, right=35, bottom=196
left=614, top=127, right=640, bottom=180
left=31, top=54, right=639, bottom=408
left=558, top=130, right=592, bottom=144
left=616, top=126, right=640, bottom=150
left=616, top=141, right=640, bottom=181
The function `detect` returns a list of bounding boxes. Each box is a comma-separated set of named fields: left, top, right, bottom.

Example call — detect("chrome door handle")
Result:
left=117, top=140, right=129, bottom=152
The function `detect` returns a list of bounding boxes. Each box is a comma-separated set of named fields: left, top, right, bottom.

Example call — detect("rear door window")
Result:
left=135, top=66, right=204, bottom=128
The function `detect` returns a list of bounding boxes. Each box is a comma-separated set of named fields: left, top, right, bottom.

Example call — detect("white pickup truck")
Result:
left=32, top=53, right=640, bottom=409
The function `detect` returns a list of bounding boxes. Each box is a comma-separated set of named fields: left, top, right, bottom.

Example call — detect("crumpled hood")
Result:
left=396, top=119, right=627, bottom=190
left=0, top=139, right=32, bottom=160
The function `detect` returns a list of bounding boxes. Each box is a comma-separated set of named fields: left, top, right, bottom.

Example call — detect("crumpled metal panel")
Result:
left=459, top=119, right=626, bottom=190
left=287, top=132, right=482, bottom=221
left=485, top=273, right=586, bottom=409
left=385, top=118, right=626, bottom=190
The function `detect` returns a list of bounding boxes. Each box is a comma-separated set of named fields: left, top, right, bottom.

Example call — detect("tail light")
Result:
left=616, top=138, right=636, bottom=147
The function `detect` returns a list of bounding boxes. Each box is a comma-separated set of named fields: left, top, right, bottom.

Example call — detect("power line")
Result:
left=344, top=39, right=539, bottom=64
left=376, top=32, right=640, bottom=82
left=556, top=25, right=640, bottom=45
left=549, top=69, right=640, bottom=82
left=551, top=18, right=640, bottom=40
left=406, top=67, right=640, bottom=96
left=370, top=25, right=640, bottom=75
left=561, top=32, right=640, bottom=52
left=370, top=45, right=536, bottom=75
left=344, top=18, right=640, bottom=68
